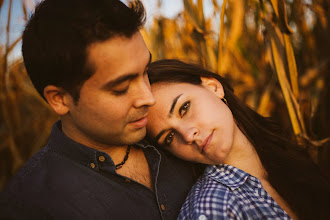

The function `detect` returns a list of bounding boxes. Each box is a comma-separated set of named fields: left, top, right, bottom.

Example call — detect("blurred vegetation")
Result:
left=0, top=0, right=329, bottom=190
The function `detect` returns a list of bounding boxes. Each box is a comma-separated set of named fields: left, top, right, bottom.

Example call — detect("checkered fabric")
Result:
left=178, top=164, right=292, bottom=220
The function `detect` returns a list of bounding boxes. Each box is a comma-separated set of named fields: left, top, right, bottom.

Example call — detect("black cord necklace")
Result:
left=115, top=145, right=131, bottom=170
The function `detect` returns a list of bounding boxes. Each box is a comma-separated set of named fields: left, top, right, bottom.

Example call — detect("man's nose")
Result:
left=133, top=78, right=156, bottom=108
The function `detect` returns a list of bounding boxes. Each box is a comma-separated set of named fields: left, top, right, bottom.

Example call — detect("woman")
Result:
left=146, top=59, right=330, bottom=220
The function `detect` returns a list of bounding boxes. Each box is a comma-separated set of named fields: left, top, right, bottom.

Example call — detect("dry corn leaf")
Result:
left=205, top=36, right=217, bottom=71
left=284, top=34, right=299, bottom=99
left=217, top=0, right=228, bottom=74
left=313, top=3, right=327, bottom=28
left=226, top=0, right=244, bottom=51
left=183, top=0, right=204, bottom=33
left=257, top=75, right=276, bottom=116
left=270, top=34, right=306, bottom=138
left=220, top=0, right=244, bottom=75
left=21, top=0, right=27, bottom=21
left=268, top=0, right=293, bottom=34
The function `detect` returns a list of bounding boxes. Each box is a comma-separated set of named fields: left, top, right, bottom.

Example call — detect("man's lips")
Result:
left=129, top=115, right=148, bottom=128
left=200, top=131, right=214, bottom=153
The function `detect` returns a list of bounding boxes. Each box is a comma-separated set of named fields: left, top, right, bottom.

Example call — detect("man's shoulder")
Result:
left=141, top=140, right=201, bottom=180
left=4, top=144, right=53, bottom=188
left=0, top=191, right=52, bottom=219
left=155, top=147, right=201, bottom=184
left=1, top=140, right=106, bottom=219
left=2, top=142, right=82, bottom=198
left=1, top=143, right=62, bottom=219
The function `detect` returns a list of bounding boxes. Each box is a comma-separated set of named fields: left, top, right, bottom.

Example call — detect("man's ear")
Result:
left=43, top=85, right=72, bottom=116
left=200, top=77, right=225, bottom=99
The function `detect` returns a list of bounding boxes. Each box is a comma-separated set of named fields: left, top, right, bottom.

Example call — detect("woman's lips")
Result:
left=200, top=131, right=214, bottom=153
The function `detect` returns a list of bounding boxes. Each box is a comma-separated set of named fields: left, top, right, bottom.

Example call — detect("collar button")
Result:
left=90, top=163, right=96, bottom=169
left=99, top=155, right=105, bottom=162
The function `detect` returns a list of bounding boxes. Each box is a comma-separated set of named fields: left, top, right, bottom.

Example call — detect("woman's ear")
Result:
left=200, top=77, right=225, bottom=98
left=44, top=85, right=72, bottom=116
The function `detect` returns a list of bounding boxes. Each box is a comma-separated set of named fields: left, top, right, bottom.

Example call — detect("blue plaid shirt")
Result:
left=178, top=164, right=292, bottom=220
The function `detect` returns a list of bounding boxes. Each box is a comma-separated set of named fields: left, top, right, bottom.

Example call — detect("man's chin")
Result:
left=125, top=127, right=147, bottom=145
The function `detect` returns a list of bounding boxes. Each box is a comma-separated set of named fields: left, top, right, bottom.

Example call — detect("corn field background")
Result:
left=0, top=0, right=329, bottom=190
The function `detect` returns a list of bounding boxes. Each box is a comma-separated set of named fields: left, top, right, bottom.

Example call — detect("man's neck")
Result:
left=60, top=120, right=153, bottom=189
left=86, top=143, right=154, bottom=190
left=114, top=146, right=153, bottom=190
left=97, top=145, right=130, bottom=165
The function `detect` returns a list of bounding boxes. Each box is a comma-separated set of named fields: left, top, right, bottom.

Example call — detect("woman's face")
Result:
left=147, top=77, right=241, bottom=165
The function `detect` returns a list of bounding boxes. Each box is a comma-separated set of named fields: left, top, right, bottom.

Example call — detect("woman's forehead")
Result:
left=151, top=82, right=198, bottom=93
left=148, top=84, right=187, bottom=130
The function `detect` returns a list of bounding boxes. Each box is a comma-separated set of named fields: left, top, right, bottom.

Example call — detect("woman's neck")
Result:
left=223, top=125, right=267, bottom=180
left=222, top=125, right=299, bottom=219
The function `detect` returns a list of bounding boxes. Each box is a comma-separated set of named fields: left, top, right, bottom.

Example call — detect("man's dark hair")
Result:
left=22, top=0, right=146, bottom=101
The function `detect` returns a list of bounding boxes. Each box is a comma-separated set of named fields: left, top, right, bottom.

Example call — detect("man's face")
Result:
left=63, top=32, right=155, bottom=149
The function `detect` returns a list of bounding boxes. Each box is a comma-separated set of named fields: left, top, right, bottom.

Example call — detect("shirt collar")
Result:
left=205, top=164, right=251, bottom=191
left=48, top=121, right=154, bottom=172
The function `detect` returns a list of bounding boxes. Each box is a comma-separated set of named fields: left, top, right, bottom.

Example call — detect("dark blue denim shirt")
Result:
left=0, top=121, right=197, bottom=219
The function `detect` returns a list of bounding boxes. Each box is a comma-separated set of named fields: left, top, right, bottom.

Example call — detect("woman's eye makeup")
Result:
left=162, top=101, right=191, bottom=146
left=164, top=131, right=175, bottom=146
left=161, top=100, right=190, bottom=146
left=179, top=101, right=190, bottom=117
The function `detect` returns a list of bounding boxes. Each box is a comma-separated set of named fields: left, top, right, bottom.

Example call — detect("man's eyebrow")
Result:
left=102, top=51, right=152, bottom=90
left=154, top=93, right=183, bottom=143
left=102, top=73, right=138, bottom=90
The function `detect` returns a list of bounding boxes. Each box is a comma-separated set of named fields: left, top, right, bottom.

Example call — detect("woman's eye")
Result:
left=165, top=131, right=175, bottom=146
left=179, top=101, right=190, bottom=117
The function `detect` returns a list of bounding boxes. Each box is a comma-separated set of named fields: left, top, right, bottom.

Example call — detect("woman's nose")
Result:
left=179, top=125, right=199, bottom=144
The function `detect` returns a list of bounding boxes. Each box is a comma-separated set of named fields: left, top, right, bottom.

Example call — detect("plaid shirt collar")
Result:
left=205, top=164, right=254, bottom=191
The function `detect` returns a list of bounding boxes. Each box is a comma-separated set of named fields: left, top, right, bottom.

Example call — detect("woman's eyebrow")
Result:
left=155, top=130, right=166, bottom=143
left=154, top=93, right=183, bottom=143
left=147, top=52, right=152, bottom=67
left=168, top=94, right=183, bottom=117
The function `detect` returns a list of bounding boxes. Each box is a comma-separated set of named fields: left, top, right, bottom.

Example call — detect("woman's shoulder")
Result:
left=192, top=166, right=232, bottom=199
left=178, top=164, right=294, bottom=220
left=178, top=165, right=249, bottom=219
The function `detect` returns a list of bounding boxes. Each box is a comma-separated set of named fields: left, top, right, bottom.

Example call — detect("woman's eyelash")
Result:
left=163, top=101, right=190, bottom=146
left=179, top=101, right=190, bottom=117
left=164, top=130, right=175, bottom=146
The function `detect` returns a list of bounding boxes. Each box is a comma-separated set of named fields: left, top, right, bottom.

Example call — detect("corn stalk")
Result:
left=262, top=0, right=329, bottom=147
left=0, top=0, right=24, bottom=174
left=0, top=0, right=59, bottom=190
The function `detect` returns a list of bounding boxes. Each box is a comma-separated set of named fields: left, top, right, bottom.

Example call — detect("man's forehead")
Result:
left=85, top=33, right=149, bottom=78
left=87, top=32, right=145, bottom=53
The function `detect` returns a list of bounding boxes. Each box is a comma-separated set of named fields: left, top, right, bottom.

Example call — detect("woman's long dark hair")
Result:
left=147, top=59, right=330, bottom=220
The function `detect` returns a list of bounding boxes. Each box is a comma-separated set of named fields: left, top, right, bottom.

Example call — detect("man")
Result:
left=0, top=0, right=197, bottom=219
